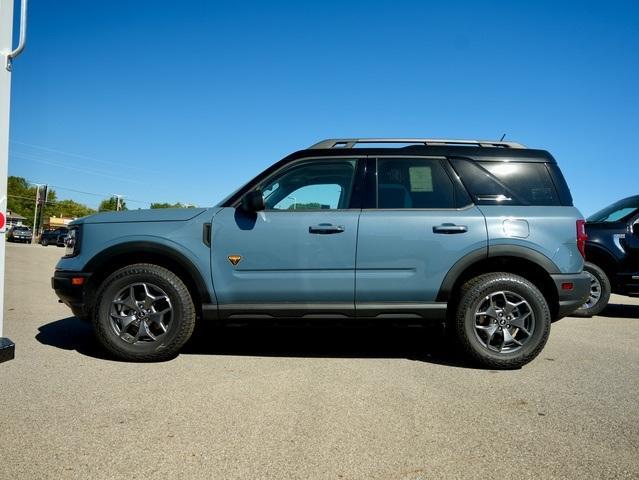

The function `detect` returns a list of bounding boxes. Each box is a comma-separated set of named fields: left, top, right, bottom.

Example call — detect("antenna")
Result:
left=499, top=133, right=506, bottom=141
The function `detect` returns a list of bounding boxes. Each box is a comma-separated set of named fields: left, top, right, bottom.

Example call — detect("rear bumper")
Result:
left=551, top=272, right=590, bottom=319
left=51, top=270, right=92, bottom=319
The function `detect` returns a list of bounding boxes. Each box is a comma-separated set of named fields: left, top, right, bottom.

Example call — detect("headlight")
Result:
left=64, top=227, right=80, bottom=257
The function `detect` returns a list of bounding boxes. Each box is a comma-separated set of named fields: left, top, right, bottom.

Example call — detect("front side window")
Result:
left=262, top=160, right=357, bottom=210
left=376, top=158, right=455, bottom=209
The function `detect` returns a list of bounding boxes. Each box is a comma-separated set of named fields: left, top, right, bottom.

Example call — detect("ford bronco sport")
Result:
left=52, top=138, right=590, bottom=368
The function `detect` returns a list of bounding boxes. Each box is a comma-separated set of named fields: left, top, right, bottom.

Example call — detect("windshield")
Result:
left=14, top=226, right=30, bottom=231
left=588, top=196, right=639, bottom=223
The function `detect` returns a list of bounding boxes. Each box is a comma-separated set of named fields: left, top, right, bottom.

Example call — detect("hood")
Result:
left=71, top=208, right=209, bottom=225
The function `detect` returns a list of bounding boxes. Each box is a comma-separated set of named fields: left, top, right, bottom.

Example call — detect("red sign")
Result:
left=0, top=211, right=5, bottom=231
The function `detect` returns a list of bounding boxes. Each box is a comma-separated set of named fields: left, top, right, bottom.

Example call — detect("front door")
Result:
left=211, top=158, right=362, bottom=319
left=355, top=156, right=488, bottom=319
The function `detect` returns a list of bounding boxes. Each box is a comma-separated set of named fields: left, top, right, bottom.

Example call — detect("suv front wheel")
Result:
left=93, top=263, right=196, bottom=362
left=455, top=273, right=551, bottom=369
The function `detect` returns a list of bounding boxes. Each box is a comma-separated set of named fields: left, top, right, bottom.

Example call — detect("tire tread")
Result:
left=455, top=272, right=551, bottom=369
left=93, top=263, right=196, bottom=362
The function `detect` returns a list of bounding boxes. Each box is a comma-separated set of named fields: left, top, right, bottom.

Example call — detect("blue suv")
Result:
left=52, top=138, right=590, bottom=368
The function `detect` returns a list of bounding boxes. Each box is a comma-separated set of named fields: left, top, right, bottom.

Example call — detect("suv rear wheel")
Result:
left=573, top=262, right=611, bottom=317
left=455, top=272, right=551, bottom=369
left=93, top=263, right=196, bottom=362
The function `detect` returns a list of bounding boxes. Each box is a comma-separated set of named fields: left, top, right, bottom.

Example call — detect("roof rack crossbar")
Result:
left=308, top=138, right=526, bottom=149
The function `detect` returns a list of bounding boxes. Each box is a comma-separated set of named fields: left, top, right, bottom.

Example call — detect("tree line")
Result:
left=7, top=176, right=196, bottom=226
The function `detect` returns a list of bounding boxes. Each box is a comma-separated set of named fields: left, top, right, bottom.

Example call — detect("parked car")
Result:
left=52, top=138, right=589, bottom=367
left=40, top=227, right=69, bottom=247
left=574, top=195, right=639, bottom=317
left=7, top=225, right=33, bottom=243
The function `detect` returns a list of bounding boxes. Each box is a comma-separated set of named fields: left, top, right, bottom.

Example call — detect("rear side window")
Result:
left=376, top=158, right=456, bottom=208
left=450, top=158, right=566, bottom=206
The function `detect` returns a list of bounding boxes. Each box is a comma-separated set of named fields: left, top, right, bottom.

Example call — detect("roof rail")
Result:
left=308, top=138, right=526, bottom=149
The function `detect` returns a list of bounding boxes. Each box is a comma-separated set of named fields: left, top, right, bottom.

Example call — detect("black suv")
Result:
left=575, top=195, right=639, bottom=316
left=40, top=227, right=69, bottom=247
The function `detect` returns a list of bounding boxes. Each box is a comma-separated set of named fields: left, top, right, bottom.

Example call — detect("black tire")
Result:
left=41, top=239, right=49, bottom=246
left=454, top=272, right=551, bottom=369
left=572, top=262, right=611, bottom=318
left=93, top=263, right=196, bottom=362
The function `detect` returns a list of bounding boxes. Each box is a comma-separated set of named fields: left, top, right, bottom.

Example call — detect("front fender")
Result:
left=56, top=217, right=216, bottom=305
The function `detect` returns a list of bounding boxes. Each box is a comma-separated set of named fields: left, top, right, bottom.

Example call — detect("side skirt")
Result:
left=201, top=302, right=447, bottom=322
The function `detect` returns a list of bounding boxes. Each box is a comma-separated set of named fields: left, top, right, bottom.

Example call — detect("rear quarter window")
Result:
left=450, top=158, right=568, bottom=206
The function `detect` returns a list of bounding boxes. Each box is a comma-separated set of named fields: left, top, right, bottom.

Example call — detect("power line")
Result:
left=10, top=139, right=148, bottom=172
left=11, top=152, right=145, bottom=185
left=11, top=179, right=195, bottom=209
left=23, top=180, right=157, bottom=206
left=48, top=184, right=152, bottom=205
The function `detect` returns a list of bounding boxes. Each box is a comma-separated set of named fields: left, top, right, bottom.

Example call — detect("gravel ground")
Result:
left=1, top=243, right=638, bottom=480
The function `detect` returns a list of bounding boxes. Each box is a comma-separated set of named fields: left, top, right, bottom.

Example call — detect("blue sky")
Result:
left=8, top=0, right=639, bottom=214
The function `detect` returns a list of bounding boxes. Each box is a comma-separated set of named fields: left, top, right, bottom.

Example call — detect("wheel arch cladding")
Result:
left=84, top=242, right=211, bottom=312
left=437, top=246, right=559, bottom=318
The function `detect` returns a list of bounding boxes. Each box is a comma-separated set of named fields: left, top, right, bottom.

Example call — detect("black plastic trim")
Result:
left=551, top=273, right=590, bottom=318
left=0, top=337, right=15, bottom=363
left=203, top=223, right=211, bottom=247
left=356, top=302, right=447, bottom=321
left=83, top=242, right=212, bottom=304
left=436, top=245, right=560, bottom=301
left=488, top=245, right=560, bottom=273
left=436, top=247, right=489, bottom=301
left=218, top=303, right=355, bottom=320
left=52, top=271, right=92, bottom=318
left=209, top=302, right=448, bottom=322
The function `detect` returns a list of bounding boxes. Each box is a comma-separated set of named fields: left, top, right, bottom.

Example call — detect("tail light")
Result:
left=576, top=219, right=587, bottom=258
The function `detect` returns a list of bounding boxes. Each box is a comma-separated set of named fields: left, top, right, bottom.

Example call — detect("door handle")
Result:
left=309, top=224, right=345, bottom=234
left=433, top=223, right=468, bottom=234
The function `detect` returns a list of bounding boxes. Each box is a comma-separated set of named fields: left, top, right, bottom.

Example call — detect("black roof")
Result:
left=287, top=145, right=556, bottom=164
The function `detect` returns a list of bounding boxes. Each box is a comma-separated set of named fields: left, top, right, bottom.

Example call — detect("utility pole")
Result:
left=31, top=182, right=44, bottom=243
left=113, top=194, right=124, bottom=211
left=0, top=0, right=28, bottom=363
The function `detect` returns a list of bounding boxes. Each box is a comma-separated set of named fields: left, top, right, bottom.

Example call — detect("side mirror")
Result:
left=241, top=189, right=265, bottom=212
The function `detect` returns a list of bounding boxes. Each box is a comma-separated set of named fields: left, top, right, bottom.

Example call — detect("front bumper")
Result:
left=551, top=272, right=590, bottom=319
left=51, top=270, right=92, bottom=319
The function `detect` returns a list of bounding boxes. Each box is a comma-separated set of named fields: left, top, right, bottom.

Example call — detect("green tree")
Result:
left=48, top=199, right=95, bottom=219
left=150, top=202, right=195, bottom=209
left=7, top=177, right=58, bottom=226
left=99, top=197, right=127, bottom=212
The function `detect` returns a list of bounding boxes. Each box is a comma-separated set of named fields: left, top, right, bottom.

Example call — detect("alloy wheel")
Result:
left=109, top=282, right=173, bottom=344
left=582, top=270, right=602, bottom=309
left=473, top=290, right=536, bottom=353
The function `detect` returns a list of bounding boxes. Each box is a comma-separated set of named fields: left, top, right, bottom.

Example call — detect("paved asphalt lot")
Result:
left=1, top=243, right=638, bottom=479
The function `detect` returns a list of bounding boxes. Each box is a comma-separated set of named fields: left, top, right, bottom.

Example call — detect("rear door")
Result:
left=355, top=156, right=488, bottom=319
